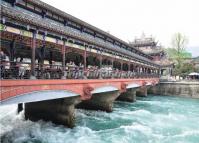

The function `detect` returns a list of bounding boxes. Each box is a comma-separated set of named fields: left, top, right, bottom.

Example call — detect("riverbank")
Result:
left=148, top=81, right=199, bottom=98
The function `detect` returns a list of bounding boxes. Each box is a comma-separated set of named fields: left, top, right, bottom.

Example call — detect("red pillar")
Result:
left=99, top=52, right=103, bottom=79
left=121, top=62, right=123, bottom=71
left=84, top=46, right=87, bottom=78
left=30, top=31, right=36, bottom=79
left=61, top=41, right=66, bottom=79
left=128, top=61, right=130, bottom=71
left=111, top=59, right=114, bottom=68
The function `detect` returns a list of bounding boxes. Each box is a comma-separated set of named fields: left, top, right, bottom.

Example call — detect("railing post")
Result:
left=30, top=30, right=36, bottom=79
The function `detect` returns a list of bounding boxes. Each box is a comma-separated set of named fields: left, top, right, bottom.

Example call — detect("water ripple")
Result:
left=1, top=95, right=199, bottom=143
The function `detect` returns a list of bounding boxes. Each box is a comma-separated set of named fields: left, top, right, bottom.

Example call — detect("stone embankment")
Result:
left=148, top=81, right=199, bottom=98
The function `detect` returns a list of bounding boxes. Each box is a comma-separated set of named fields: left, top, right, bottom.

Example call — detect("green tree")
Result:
left=166, top=33, right=192, bottom=76
left=167, top=33, right=190, bottom=64
left=178, top=63, right=196, bottom=77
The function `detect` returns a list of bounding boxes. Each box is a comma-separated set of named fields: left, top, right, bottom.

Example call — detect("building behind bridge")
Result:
left=129, top=34, right=174, bottom=78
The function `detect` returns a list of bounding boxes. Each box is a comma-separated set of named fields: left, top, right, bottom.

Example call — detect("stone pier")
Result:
left=136, top=86, right=148, bottom=97
left=117, top=88, right=137, bottom=102
left=76, top=91, right=120, bottom=112
left=25, top=96, right=81, bottom=128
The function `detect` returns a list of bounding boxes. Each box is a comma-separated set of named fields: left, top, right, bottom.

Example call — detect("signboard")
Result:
left=20, top=30, right=32, bottom=37
left=90, top=49, right=97, bottom=53
left=65, top=42, right=84, bottom=50
left=6, top=26, right=20, bottom=34
left=1, top=25, right=142, bottom=65
left=77, top=45, right=85, bottom=50
left=45, top=36, right=56, bottom=43
left=116, top=56, right=121, bottom=59
left=36, top=34, right=43, bottom=40
left=66, top=42, right=73, bottom=47
left=57, top=39, right=64, bottom=45
left=0, top=24, right=33, bottom=37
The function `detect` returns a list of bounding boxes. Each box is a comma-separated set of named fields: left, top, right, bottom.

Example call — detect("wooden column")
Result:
left=61, top=41, right=66, bottom=79
left=99, top=51, right=103, bottom=79
left=120, top=62, right=123, bottom=78
left=84, top=46, right=87, bottom=70
left=111, top=59, right=114, bottom=79
left=139, top=66, right=141, bottom=73
left=128, top=61, right=131, bottom=78
left=99, top=51, right=102, bottom=68
left=83, top=46, right=87, bottom=79
left=121, top=62, right=123, bottom=71
left=138, top=66, right=141, bottom=78
left=10, top=39, right=15, bottom=63
left=30, top=31, right=36, bottom=79
left=9, top=39, right=16, bottom=79
left=40, top=37, right=45, bottom=79
left=158, top=69, right=160, bottom=76
left=111, top=59, right=114, bottom=68
left=49, top=51, right=53, bottom=68
left=128, top=61, right=130, bottom=71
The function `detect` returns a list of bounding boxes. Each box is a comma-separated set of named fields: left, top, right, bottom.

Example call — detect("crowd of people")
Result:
left=0, top=51, right=31, bottom=79
left=1, top=50, right=157, bottom=79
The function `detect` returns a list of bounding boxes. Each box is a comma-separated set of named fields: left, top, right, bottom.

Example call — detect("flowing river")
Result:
left=1, top=95, right=199, bottom=143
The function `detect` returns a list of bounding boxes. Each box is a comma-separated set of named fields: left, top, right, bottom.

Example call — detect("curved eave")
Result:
left=1, top=4, right=159, bottom=67
left=26, top=0, right=151, bottom=59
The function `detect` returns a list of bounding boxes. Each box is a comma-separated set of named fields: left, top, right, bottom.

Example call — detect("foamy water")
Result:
left=1, top=95, right=199, bottom=143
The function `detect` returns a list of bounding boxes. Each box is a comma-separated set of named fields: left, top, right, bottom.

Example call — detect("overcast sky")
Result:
left=42, top=0, right=199, bottom=57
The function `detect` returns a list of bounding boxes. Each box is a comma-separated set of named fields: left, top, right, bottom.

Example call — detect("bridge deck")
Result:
left=0, top=78, right=159, bottom=105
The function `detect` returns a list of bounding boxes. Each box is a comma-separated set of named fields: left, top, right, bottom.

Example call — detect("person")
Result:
left=66, top=61, right=71, bottom=78
left=18, top=58, right=26, bottom=79
left=71, top=61, right=76, bottom=78
left=93, top=66, right=98, bottom=79
left=79, top=63, right=84, bottom=79
left=0, top=50, right=6, bottom=79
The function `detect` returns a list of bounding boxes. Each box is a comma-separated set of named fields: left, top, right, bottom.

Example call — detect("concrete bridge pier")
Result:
left=117, top=88, right=138, bottom=102
left=136, top=86, right=148, bottom=97
left=17, top=103, right=23, bottom=113
left=25, top=96, right=81, bottom=128
left=76, top=90, right=120, bottom=112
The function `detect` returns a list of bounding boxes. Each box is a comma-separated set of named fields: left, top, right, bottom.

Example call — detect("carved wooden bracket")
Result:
left=82, top=85, right=94, bottom=100
left=152, top=81, right=156, bottom=86
left=142, top=81, right=147, bottom=86
left=121, top=83, right=127, bottom=93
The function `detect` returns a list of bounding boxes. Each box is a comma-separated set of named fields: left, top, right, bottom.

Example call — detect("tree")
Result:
left=166, top=33, right=192, bottom=76
left=167, top=33, right=190, bottom=65
left=176, top=62, right=195, bottom=77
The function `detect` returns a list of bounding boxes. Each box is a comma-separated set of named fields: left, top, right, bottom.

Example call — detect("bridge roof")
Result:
left=1, top=0, right=160, bottom=67
left=26, top=0, right=152, bottom=59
